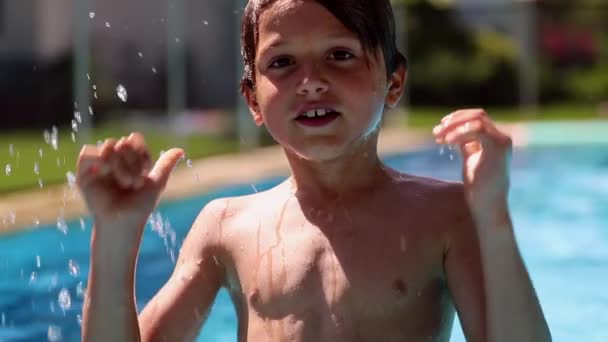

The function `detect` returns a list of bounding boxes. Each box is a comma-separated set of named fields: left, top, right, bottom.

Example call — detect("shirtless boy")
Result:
left=78, top=0, right=551, bottom=341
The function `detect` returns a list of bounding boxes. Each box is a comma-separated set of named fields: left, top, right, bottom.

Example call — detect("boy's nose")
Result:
left=296, top=77, right=329, bottom=96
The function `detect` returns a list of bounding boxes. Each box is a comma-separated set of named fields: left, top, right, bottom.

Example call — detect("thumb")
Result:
left=149, top=148, right=185, bottom=188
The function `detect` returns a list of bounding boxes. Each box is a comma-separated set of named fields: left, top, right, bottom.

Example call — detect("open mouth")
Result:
left=295, top=109, right=341, bottom=127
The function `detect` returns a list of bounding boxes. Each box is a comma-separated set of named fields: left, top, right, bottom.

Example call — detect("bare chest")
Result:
left=227, top=218, right=446, bottom=322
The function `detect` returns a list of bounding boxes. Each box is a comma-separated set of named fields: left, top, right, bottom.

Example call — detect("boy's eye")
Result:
left=269, top=57, right=293, bottom=69
left=329, top=50, right=354, bottom=61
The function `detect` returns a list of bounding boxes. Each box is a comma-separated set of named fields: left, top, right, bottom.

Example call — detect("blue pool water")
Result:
left=0, top=144, right=607, bottom=341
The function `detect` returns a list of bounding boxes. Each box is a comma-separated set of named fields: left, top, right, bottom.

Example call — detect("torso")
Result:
left=213, top=173, right=465, bottom=341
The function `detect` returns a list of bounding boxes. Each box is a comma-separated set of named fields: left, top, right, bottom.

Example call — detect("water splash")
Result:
left=57, top=288, right=71, bottom=311
left=68, top=260, right=80, bottom=277
left=116, top=84, right=128, bottom=102
left=148, top=212, right=178, bottom=263
left=66, top=172, right=76, bottom=189
left=76, top=281, right=86, bottom=298
left=47, top=325, right=62, bottom=341
left=56, top=216, right=68, bottom=234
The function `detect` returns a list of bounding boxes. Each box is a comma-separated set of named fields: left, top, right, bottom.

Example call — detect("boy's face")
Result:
left=245, top=0, right=404, bottom=161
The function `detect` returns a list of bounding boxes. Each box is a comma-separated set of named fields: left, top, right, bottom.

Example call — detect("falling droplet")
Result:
left=92, top=84, right=97, bottom=90
left=47, top=325, right=62, bottom=342
left=175, top=37, right=180, bottom=43
left=36, top=255, right=41, bottom=268
left=76, top=281, right=86, bottom=298
left=74, top=111, right=81, bottom=123
left=34, top=217, right=40, bottom=226
left=50, top=126, right=59, bottom=150
left=39, top=148, right=44, bottom=158
left=71, top=120, right=78, bottom=132
left=93, top=92, right=98, bottom=99
left=29, top=271, right=37, bottom=284
left=80, top=218, right=85, bottom=230
left=58, top=288, right=71, bottom=311
left=86, top=73, right=91, bottom=80
left=138, top=52, right=143, bottom=58
left=89, top=12, right=95, bottom=19
left=105, top=21, right=111, bottom=28
left=68, top=260, right=80, bottom=277
left=76, top=314, right=83, bottom=326
left=38, top=178, right=44, bottom=188
left=1, top=312, right=5, bottom=326
left=251, top=184, right=258, bottom=193
left=151, top=67, right=158, bottom=74
left=66, top=172, right=76, bottom=189
left=116, top=84, right=128, bottom=102
left=5, top=164, right=11, bottom=176
left=43, top=130, right=51, bottom=144
left=57, top=217, right=68, bottom=234
left=89, top=105, right=94, bottom=115
left=186, top=159, right=193, bottom=168
left=8, top=144, right=14, bottom=157
left=71, top=132, right=76, bottom=142
left=439, top=145, right=445, bottom=156
left=203, top=20, right=209, bottom=25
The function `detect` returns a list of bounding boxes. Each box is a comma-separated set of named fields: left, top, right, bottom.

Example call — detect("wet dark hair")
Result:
left=239, top=0, right=407, bottom=94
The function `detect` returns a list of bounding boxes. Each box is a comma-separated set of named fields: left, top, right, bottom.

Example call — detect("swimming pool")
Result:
left=0, top=144, right=606, bottom=341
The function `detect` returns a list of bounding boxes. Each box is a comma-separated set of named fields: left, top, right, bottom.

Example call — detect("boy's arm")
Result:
left=139, top=199, right=226, bottom=341
left=444, top=193, right=551, bottom=342
left=435, top=109, right=551, bottom=341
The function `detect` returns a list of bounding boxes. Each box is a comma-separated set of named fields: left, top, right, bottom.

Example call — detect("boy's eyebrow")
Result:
left=258, top=32, right=360, bottom=58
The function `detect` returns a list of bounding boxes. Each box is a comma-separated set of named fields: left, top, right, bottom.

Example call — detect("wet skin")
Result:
left=195, top=172, right=482, bottom=342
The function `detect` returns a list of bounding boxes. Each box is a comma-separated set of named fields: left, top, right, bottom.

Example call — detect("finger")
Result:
left=439, top=120, right=488, bottom=146
left=126, top=132, right=153, bottom=176
left=109, top=144, right=137, bottom=189
left=98, top=138, right=118, bottom=177
left=149, top=148, right=185, bottom=188
left=76, top=145, right=102, bottom=188
left=434, top=109, right=488, bottom=137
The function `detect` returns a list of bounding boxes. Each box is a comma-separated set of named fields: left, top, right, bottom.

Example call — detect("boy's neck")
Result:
left=284, top=135, right=389, bottom=203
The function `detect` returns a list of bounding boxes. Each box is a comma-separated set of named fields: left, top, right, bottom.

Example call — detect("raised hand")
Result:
left=433, top=109, right=513, bottom=218
left=76, top=132, right=184, bottom=235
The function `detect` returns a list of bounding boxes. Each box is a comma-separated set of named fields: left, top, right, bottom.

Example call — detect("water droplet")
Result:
left=43, top=130, right=51, bottom=144
left=9, top=211, right=15, bottom=224
left=93, top=92, right=98, bottom=99
left=71, top=120, right=78, bottom=132
left=39, top=148, right=44, bottom=158
left=80, top=218, right=85, bottom=230
left=1, top=312, right=5, bottom=326
left=439, top=145, right=445, bottom=156
left=50, top=126, right=59, bottom=150
left=57, top=217, right=68, bottom=234
left=47, top=325, right=62, bottom=341
left=203, top=20, right=209, bottom=25
left=66, top=172, right=76, bottom=189
left=76, top=281, right=86, bottom=298
left=186, top=159, right=192, bottom=168
left=8, top=144, right=14, bottom=156
left=68, top=260, right=80, bottom=277
left=86, top=73, right=91, bottom=80
left=58, top=288, right=71, bottom=312
left=76, top=314, right=83, bottom=326
left=74, top=111, right=81, bottom=123
left=38, top=178, right=44, bottom=188
left=175, top=37, right=180, bottom=43
left=92, top=84, right=97, bottom=90
left=105, top=21, right=111, bottom=28
left=5, top=164, right=11, bottom=176
left=34, top=217, right=40, bottom=226
left=29, top=271, right=37, bottom=284
left=89, top=12, right=95, bottom=19
left=116, top=84, right=128, bottom=102
left=251, top=184, right=258, bottom=193
left=151, top=67, right=157, bottom=74
left=71, top=132, right=76, bottom=142
left=89, top=105, right=94, bottom=115
left=138, top=52, right=143, bottom=58
left=36, top=255, right=41, bottom=268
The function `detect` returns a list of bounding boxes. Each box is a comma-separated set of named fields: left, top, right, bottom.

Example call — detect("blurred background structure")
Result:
left=0, top=0, right=606, bottom=191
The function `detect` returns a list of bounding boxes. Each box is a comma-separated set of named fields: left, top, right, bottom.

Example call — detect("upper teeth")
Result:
left=304, top=109, right=329, bottom=118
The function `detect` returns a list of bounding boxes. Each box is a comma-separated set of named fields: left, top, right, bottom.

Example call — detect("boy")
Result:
left=78, top=0, right=551, bottom=341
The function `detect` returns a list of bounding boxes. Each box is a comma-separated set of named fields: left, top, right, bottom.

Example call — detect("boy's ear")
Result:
left=244, top=86, right=264, bottom=126
left=385, top=65, right=407, bottom=109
